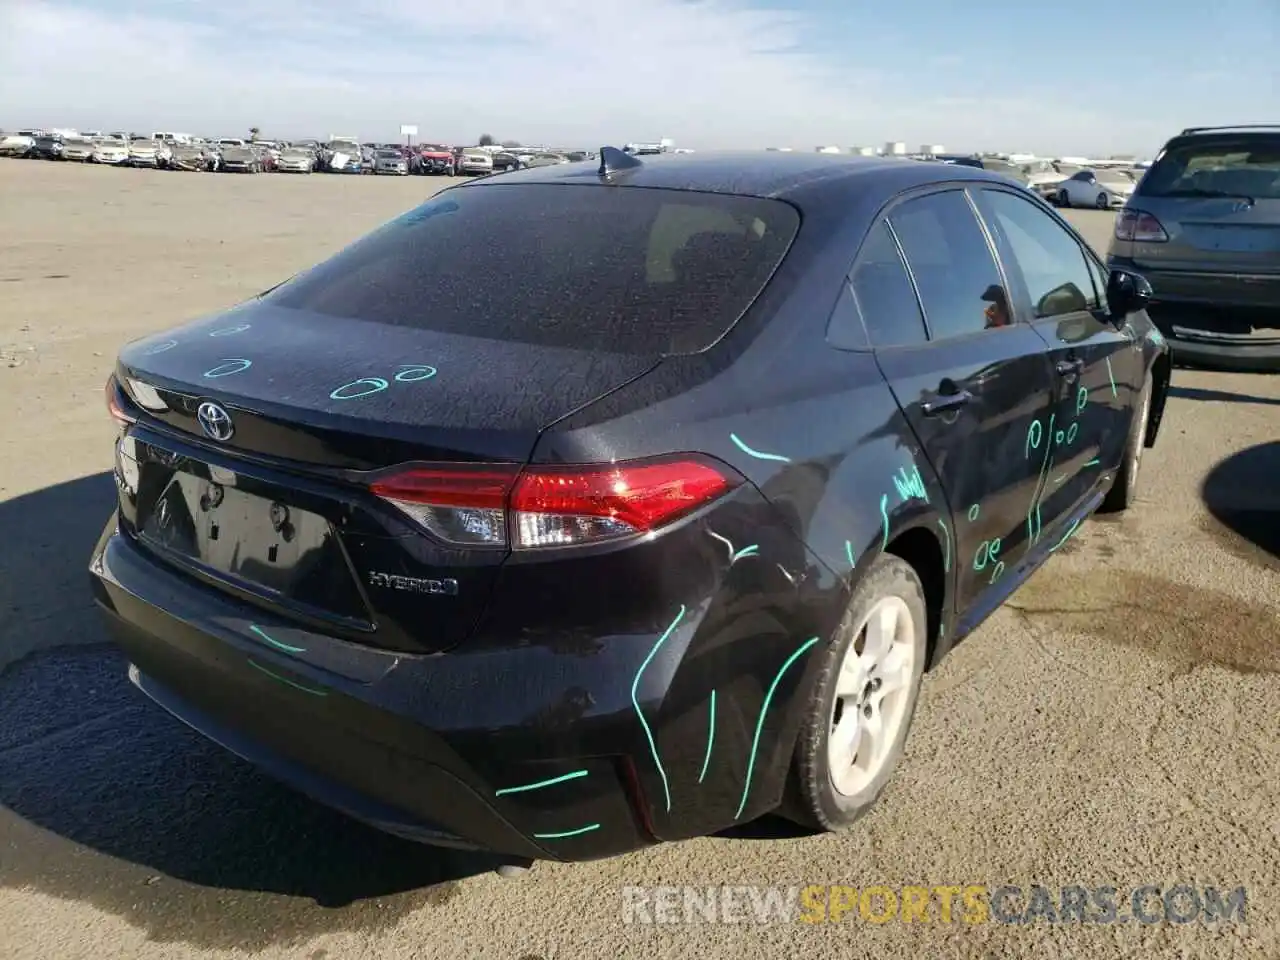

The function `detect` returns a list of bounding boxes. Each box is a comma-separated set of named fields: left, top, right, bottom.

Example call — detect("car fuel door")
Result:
left=971, top=186, right=1134, bottom=541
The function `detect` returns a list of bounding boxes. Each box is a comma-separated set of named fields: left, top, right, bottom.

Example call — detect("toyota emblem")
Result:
left=196, top=401, right=235, bottom=442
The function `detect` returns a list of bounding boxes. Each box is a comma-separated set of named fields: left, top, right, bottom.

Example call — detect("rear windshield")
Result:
left=265, top=184, right=800, bottom=355
left=1139, top=136, right=1280, bottom=200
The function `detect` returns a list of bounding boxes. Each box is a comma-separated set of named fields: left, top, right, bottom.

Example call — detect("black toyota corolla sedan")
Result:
left=91, top=147, right=1171, bottom=866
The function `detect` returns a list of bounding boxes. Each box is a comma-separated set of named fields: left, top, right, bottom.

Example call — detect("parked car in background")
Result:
left=373, top=148, right=410, bottom=175
left=94, top=148, right=1169, bottom=870
left=523, top=152, right=570, bottom=169
left=61, top=136, right=99, bottom=162
left=219, top=143, right=262, bottom=173
left=417, top=144, right=455, bottom=176
left=33, top=134, right=65, bottom=160
left=92, top=136, right=131, bottom=165
left=169, top=142, right=214, bottom=172
left=491, top=151, right=523, bottom=172
left=1107, top=124, right=1280, bottom=370
left=1020, top=159, right=1070, bottom=199
left=128, top=137, right=171, bottom=168
left=1055, top=169, right=1135, bottom=209
left=0, top=131, right=37, bottom=158
left=456, top=147, right=494, bottom=176
left=935, top=154, right=1033, bottom=192
left=253, top=142, right=282, bottom=171
left=323, top=138, right=363, bottom=173
left=276, top=145, right=316, bottom=173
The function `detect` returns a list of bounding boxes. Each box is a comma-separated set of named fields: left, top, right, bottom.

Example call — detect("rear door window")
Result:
left=267, top=184, right=800, bottom=355
left=888, top=190, right=1014, bottom=339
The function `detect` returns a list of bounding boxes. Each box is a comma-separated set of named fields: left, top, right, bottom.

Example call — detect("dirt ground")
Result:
left=1, top=160, right=1278, bottom=960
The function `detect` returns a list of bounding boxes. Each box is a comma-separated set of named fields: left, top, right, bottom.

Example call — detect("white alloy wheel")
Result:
left=827, top=596, right=918, bottom=797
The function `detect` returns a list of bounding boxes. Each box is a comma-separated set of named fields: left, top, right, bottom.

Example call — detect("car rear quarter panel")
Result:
left=524, top=217, right=952, bottom=833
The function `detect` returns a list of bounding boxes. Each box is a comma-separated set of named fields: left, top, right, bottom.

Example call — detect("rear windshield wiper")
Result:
left=1151, top=188, right=1255, bottom=204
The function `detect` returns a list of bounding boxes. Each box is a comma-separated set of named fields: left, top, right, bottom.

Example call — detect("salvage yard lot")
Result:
left=1, top=160, right=1278, bottom=960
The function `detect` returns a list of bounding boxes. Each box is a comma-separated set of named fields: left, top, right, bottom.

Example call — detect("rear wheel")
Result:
left=1100, top=373, right=1152, bottom=513
left=783, top=554, right=928, bottom=831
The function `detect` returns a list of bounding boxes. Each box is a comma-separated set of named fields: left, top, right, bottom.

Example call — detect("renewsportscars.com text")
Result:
left=619, top=884, right=1248, bottom=926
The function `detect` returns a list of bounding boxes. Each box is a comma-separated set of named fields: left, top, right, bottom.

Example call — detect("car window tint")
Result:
left=1139, top=135, right=1280, bottom=200
left=266, top=184, right=799, bottom=356
left=976, top=190, right=1097, bottom=318
left=848, top=221, right=926, bottom=347
left=888, top=191, right=1012, bottom=339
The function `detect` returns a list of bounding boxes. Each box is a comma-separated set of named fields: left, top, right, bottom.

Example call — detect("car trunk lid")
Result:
left=112, top=302, right=659, bottom=654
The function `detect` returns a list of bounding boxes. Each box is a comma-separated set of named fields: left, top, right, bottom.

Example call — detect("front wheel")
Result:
left=1099, top=373, right=1152, bottom=513
left=1095, top=191, right=1110, bottom=209
left=782, top=554, right=928, bottom=831
left=1058, top=189, right=1070, bottom=207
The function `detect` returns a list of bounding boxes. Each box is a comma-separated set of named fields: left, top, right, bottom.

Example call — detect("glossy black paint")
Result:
left=91, top=152, right=1170, bottom=862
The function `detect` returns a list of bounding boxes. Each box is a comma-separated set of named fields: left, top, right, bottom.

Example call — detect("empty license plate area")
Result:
left=134, top=452, right=370, bottom=624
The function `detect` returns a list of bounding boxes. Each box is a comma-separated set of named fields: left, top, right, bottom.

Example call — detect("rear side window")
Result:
left=1139, top=136, right=1280, bottom=201
left=849, top=221, right=926, bottom=347
left=888, top=191, right=1012, bottom=339
left=266, top=184, right=799, bottom=355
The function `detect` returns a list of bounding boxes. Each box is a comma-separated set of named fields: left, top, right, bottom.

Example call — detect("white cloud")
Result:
left=0, top=0, right=1274, bottom=155
left=0, top=0, right=888, bottom=147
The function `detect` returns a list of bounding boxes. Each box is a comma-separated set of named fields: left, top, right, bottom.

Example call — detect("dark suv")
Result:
left=1107, top=124, right=1280, bottom=370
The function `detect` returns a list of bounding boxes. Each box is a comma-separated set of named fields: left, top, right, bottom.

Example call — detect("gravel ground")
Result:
left=1, top=159, right=1277, bottom=960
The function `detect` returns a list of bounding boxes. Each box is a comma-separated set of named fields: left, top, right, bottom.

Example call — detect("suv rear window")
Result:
left=266, top=184, right=800, bottom=355
left=1139, top=135, right=1280, bottom=201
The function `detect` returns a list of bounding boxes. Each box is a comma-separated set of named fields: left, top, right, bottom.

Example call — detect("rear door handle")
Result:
left=1055, top=358, right=1084, bottom=376
left=921, top=390, right=973, bottom=417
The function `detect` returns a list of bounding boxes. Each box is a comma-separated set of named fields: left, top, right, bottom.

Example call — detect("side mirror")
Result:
left=1106, top=269, right=1153, bottom=323
left=1036, top=281, right=1089, bottom=317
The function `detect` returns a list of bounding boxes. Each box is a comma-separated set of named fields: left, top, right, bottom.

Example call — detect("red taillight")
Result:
left=105, top=375, right=134, bottom=426
left=1115, top=208, right=1168, bottom=243
left=369, top=456, right=741, bottom=549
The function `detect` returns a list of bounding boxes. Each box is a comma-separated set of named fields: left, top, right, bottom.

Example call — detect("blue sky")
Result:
left=1, top=0, right=1275, bottom=156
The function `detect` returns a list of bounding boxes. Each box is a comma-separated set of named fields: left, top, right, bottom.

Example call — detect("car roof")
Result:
left=459, top=149, right=1017, bottom=208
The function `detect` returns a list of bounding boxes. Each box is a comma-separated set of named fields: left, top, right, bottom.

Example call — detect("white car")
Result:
left=61, top=136, right=98, bottom=162
left=457, top=148, right=494, bottom=175
left=0, top=133, right=36, bottom=157
left=128, top=138, right=172, bottom=168
left=1054, top=168, right=1136, bottom=209
left=276, top=146, right=316, bottom=173
left=92, top=137, right=131, bottom=164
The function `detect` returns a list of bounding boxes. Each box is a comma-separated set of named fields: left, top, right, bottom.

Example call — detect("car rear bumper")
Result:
left=89, top=519, right=682, bottom=861
left=1109, top=256, right=1280, bottom=370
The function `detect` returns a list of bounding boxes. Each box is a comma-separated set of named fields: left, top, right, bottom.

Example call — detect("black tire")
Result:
left=1099, top=372, right=1152, bottom=513
left=1058, top=189, right=1070, bottom=208
left=1095, top=191, right=1109, bottom=209
left=782, top=553, right=929, bottom=831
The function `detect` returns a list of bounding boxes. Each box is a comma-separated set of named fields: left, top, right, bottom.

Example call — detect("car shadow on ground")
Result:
left=0, top=473, right=506, bottom=951
left=1200, top=442, right=1280, bottom=565
left=1170, top=385, right=1280, bottom=407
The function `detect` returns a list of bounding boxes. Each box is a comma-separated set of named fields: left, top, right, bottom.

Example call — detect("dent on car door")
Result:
left=971, top=186, right=1137, bottom=534
left=855, top=189, right=1057, bottom=616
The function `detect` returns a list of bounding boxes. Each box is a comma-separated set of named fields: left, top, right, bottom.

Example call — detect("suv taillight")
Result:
left=1115, top=208, right=1168, bottom=243
left=369, top=456, right=742, bottom=549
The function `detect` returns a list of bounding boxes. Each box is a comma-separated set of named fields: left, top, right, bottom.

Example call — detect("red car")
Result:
left=417, top=144, right=455, bottom=176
